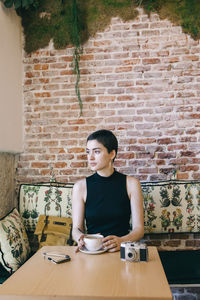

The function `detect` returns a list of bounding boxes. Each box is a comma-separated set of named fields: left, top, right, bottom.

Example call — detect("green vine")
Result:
left=72, top=0, right=83, bottom=115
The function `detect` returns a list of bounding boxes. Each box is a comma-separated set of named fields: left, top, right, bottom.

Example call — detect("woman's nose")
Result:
left=89, top=152, right=95, bottom=160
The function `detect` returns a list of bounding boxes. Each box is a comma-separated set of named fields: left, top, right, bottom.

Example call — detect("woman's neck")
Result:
left=97, top=166, right=115, bottom=177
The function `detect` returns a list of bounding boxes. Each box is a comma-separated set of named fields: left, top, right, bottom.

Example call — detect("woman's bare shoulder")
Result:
left=72, top=178, right=87, bottom=203
left=73, top=178, right=87, bottom=192
left=127, top=175, right=141, bottom=186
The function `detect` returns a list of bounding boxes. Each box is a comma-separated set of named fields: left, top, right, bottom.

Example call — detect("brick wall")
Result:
left=17, top=8, right=200, bottom=184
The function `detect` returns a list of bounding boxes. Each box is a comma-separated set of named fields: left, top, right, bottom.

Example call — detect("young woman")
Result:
left=72, top=129, right=144, bottom=252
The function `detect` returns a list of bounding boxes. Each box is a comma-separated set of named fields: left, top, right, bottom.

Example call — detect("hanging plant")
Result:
left=1, top=0, right=200, bottom=114
left=71, top=0, right=83, bottom=115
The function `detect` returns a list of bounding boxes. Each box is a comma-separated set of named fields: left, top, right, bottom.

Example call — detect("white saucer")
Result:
left=79, top=247, right=107, bottom=255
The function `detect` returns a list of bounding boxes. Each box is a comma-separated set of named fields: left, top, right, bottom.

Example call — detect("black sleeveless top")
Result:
left=85, top=170, right=131, bottom=237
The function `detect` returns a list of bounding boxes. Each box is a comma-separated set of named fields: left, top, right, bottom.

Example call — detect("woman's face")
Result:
left=86, top=139, right=115, bottom=172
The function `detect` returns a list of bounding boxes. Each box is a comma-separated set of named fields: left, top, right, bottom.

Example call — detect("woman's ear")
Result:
left=110, top=149, right=116, bottom=162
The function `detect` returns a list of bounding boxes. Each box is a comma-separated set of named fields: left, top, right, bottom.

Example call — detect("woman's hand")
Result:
left=103, top=235, right=122, bottom=252
left=75, top=234, right=85, bottom=252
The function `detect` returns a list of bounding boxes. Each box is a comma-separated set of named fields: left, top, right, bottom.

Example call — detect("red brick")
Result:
left=54, top=162, right=67, bottom=168
left=183, top=55, right=199, bottom=61
left=50, top=63, right=68, bottom=69
left=189, top=114, right=200, bottom=119
left=34, top=92, right=51, bottom=98
left=40, top=169, right=52, bottom=176
left=34, top=64, right=48, bottom=70
left=67, top=148, right=85, bottom=153
left=70, top=162, right=87, bottom=168
left=163, top=240, right=181, bottom=247
left=141, top=30, right=160, bottom=36
left=139, top=168, right=157, bottom=174
left=60, top=70, right=73, bottom=75
left=170, top=158, right=189, bottom=165
left=142, top=58, right=160, bottom=64
left=31, top=162, right=48, bottom=168
left=59, top=56, right=73, bottom=62
left=123, top=59, right=140, bottom=65
left=49, top=148, right=65, bottom=154
left=145, top=241, right=161, bottom=247
left=136, top=152, right=154, bottom=159
left=157, top=138, right=176, bottom=145
left=38, top=155, right=56, bottom=160
left=126, top=145, right=145, bottom=152
left=180, top=165, right=199, bottom=172
left=117, top=153, right=135, bottom=159
left=114, top=160, right=127, bottom=167
left=179, top=136, right=197, bottom=142
left=107, top=88, right=125, bottom=94
left=42, top=141, right=58, bottom=147
left=132, top=23, right=149, bottom=30
left=68, top=119, right=85, bottom=125
left=43, top=84, right=60, bottom=90
left=163, top=57, right=179, bottom=63
left=93, top=41, right=111, bottom=47
left=117, top=81, right=133, bottom=87
left=115, top=66, right=132, bottom=73
left=155, top=160, right=165, bottom=166
left=180, top=151, right=196, bottom=157
left=193, top=173, right=200, bottom=180
left=158, top=153, right=176, bottom=159
left=138, top=138, right=156, bottom=144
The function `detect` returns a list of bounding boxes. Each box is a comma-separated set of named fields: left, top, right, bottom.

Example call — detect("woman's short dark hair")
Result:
left=87, top=129, right=118, bottom=156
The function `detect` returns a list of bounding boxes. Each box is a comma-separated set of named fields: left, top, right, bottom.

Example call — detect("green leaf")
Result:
left=8, top=219, right=16, bottom=228
left=3, top=0, right=14, bottom=8
left=1, top=223, right=9, bottom=233
left=14, top=0, right=22, bottom=9
left=22, top=0, right=33, bottom=9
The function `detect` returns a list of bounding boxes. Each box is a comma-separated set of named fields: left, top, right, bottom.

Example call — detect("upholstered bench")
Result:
left=19, top=179, right=200, bottom=240
left=0, top=179, right=200, bottom=285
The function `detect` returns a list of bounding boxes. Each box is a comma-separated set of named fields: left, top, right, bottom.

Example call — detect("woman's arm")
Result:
left=72, top=178, right=86, bottom=245
left=103, top=176, right=144, bottom=252
left=125, top=176, right=144, bottom=241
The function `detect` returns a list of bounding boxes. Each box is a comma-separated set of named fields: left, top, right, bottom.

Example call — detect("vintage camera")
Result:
left=120, top=242, right=148, bottom=262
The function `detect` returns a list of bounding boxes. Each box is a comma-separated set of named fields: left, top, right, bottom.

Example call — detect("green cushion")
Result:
left=159, top=250, right=200, bottom=284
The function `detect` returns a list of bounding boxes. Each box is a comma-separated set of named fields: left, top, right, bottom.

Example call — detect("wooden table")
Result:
left=0, top=246, right=172, bottom=300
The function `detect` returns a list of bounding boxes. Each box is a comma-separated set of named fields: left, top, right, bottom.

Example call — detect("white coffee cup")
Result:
left=83, top=234, right=103, bottom=251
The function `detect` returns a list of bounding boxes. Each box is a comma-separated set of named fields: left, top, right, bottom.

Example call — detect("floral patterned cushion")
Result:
left=141, top=180, right=200, bottom=234
left=0, top=208, right=31, bottom=273
left=19, top=183, right=73, bottom=233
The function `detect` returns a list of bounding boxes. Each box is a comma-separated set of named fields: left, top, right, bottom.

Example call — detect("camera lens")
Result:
left=128, top=252, right=133, bottom=258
